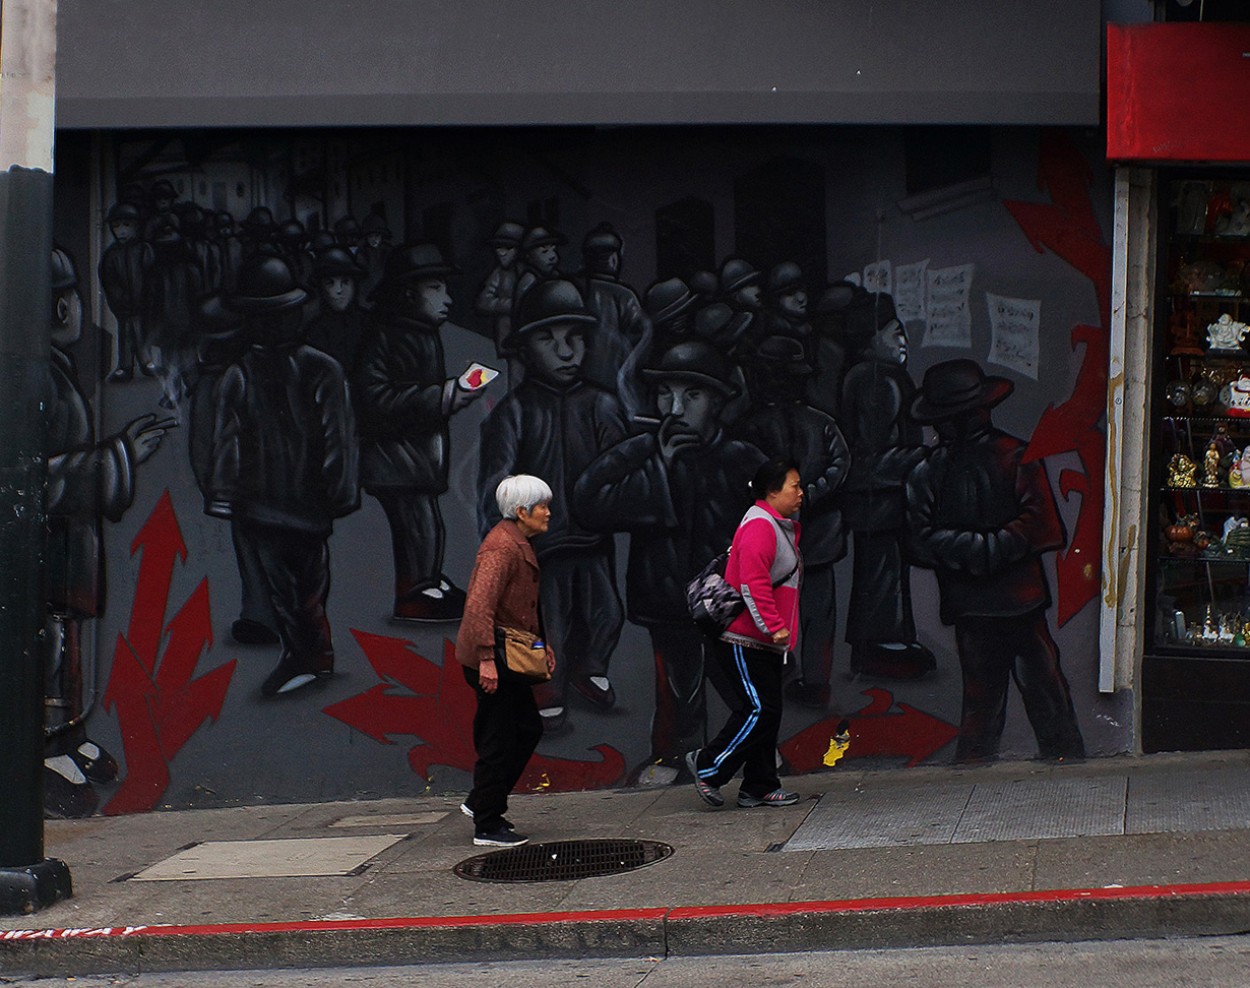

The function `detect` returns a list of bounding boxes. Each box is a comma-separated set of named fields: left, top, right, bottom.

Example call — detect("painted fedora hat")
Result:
left=910, top=358, right=1013, bottom=424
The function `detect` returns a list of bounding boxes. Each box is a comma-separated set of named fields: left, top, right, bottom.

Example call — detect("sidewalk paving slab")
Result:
left=3, top=752, right=1250, bottom=978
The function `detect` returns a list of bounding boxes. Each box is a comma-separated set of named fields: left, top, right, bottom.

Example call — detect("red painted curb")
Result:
left=5, top=880, right=1250, bottom=942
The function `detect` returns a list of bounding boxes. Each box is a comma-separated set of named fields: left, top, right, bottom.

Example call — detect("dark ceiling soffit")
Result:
left=55, top=92, right=1100, bottom=130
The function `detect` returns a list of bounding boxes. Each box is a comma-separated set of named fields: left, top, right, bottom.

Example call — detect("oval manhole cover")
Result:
left=453, top=838, right=674, bottom=883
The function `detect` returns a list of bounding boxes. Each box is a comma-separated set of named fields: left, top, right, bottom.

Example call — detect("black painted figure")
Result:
left=478, top=280, right=628, bottom=733
left=186, top=296, right=278, bottom=648
left=748, top=261, right=812, bottom=360
left=575, top=341, right=765, bottom=786
left=906, top=359, right=1085, bottom=763
left=805, top=280, right=862, bottom=419
left=276, top=219, right=312, bottom=290
left=304, top=247, right=371, bottom=376
left=333, top=215, right=363, bottom=255
left=357, top=212, right=392, bottom=305
left=474, top=220, right=526, bottom=385
left=355, top=244, right=485, bottom=622
left=208, top=255, right=359, bottom=698
left=736, top=335, right=851, bottom=710
left=839, top=292, right=934, bottom=680
left=577, top=222, right=652, bottom=416
left=143, top=211, right=204, bottom=403
left=44, top=246, right=170, bottom=817
left=512, top=226, right=565, bottom=318
left=99, top=201, right=153, bottom=381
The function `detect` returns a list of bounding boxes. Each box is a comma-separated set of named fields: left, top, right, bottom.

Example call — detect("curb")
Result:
left=3, top=882, right=1250, bottom=977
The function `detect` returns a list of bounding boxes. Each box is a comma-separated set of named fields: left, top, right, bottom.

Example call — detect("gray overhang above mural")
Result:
left=54, top=0, right=1101, bottom=129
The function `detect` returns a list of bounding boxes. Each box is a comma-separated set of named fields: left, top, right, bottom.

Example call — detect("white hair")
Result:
left=495, top=474, right=553, bottom=521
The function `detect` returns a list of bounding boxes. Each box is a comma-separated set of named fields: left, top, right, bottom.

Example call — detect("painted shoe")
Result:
left=391, top=584, right=464, bottom=623
left=43, top=755, right=99, bottom=819
left=70, top=738, right=119, bottom=783
left=261, top=654, right=325, bottom=697
left=572, top=675, right=616, bottom=709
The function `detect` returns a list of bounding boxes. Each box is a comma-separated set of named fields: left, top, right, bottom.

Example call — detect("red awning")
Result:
left=1108, top=22, right=1250, bottom=163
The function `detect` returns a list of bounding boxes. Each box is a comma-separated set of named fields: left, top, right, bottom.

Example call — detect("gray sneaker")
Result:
left=685, top=749, right=724, bottom=807
left=738, top=788, right=800, bottom=808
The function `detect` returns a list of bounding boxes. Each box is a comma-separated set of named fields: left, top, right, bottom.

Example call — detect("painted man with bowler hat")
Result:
left=99, top=200, right=153, bottom=381
left=575, top=340, right=764, bottom=785
left=478, top=279, right=628, bottom=733
left=474, top=220, right=526, bottom=362
left=577, top=222, right=652, bottom=416
left=355, top=243, right=485, bottom=622
left=512, top=225, right=565, bottom=317
left=905, top=358, right=1085, bottom=763
left=304, top=246, right=370, bottom=375
left=839, top=292, right=934, bottom=680
left=208, top=254, right=359, bottom=698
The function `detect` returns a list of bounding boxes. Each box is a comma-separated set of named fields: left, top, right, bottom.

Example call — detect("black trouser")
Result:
left=114, top=314, right=145, bottom=371
left=371, top=489, right=444, bottom=600
left=698, top=639, right=784, bottom=799
left=534, top=548, right=624, bottom=709
left=231, top=518, right=278, bottom=631
left=463, top=665, right=543, bottom=833
left=845, top=527, right=916, bottom=646
left=798, top=562, right=836, bottom=687
left=953, top=610, right=1086, bottom=763
left=239, top=520, right=334, bottom=673
left=647, top=623, right=712, bottom=764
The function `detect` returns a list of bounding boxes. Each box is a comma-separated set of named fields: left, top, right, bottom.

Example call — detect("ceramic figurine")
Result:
left=1232, top=450, right=1244, bottom=487
left=1207, top=313, right=1250, bottom=352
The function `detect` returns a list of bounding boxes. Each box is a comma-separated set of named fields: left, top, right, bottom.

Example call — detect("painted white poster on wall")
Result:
left=923, top=263, right=974, bottom=348
left=986, top=292, right=1041, bottom=380
left=894, top=259, right=929, bottom=324
left=863, top=259, right=892, bottom=296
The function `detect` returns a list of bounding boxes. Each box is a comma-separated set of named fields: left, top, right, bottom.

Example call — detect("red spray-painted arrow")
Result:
left=326, top=632, right=625, bottom=790
left=123, top=490, right=187, bottom=674
left=103, top=493, right=236, bottom=815
left=780, top=688, right=959, bottom=772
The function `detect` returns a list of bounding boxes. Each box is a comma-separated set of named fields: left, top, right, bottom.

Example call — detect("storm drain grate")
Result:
left=453, top=838, right=674, bottom=883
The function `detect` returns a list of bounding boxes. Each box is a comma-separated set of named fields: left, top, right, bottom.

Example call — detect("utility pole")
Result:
left=0, top=0, right=72, bottom=915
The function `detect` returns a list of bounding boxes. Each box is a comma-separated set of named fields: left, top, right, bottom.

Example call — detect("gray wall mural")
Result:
left=44, top=125, right=1129, bottom=817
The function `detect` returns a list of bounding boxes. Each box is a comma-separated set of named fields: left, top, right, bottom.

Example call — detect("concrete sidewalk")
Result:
left=4, top=750, right=1250, bottom=978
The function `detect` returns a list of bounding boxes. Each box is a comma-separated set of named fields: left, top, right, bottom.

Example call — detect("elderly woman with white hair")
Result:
left=454, top=474, right=556, bottom=847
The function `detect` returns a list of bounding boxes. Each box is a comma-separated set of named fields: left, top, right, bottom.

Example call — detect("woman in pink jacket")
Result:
left=687, top=457, right=804, bottom=808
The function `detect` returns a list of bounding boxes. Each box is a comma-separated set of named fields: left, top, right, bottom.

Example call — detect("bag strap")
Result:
left=769, top=517, right=799, bottom=589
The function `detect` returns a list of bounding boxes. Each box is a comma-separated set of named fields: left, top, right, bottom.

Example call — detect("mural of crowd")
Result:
left=46, top=132, right=1104, bottom=817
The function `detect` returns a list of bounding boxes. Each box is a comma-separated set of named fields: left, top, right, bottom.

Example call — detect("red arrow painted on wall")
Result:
left=325, top=631, right=625, bottom=791
left=102, top=493, right=236, bottom=815
left=1003, top=131, right=1112, bottom=627
left=779, top=688, right=958, bottom=772
left=122, top=490, right=187, bottom=674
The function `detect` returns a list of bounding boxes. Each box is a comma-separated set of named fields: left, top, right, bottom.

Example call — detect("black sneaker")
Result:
left=474, top=829, right=529, bottom=847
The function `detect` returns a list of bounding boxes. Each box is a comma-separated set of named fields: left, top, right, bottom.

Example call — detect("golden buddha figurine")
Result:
left=1168, top=452, right=1198, bottom=488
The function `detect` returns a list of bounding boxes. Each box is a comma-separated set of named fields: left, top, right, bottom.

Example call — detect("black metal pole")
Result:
left=0, top=0, right=72, bottom=915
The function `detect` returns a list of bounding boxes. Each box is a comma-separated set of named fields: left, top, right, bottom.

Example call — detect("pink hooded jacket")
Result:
left=721, top=500, right=802, bottom=655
